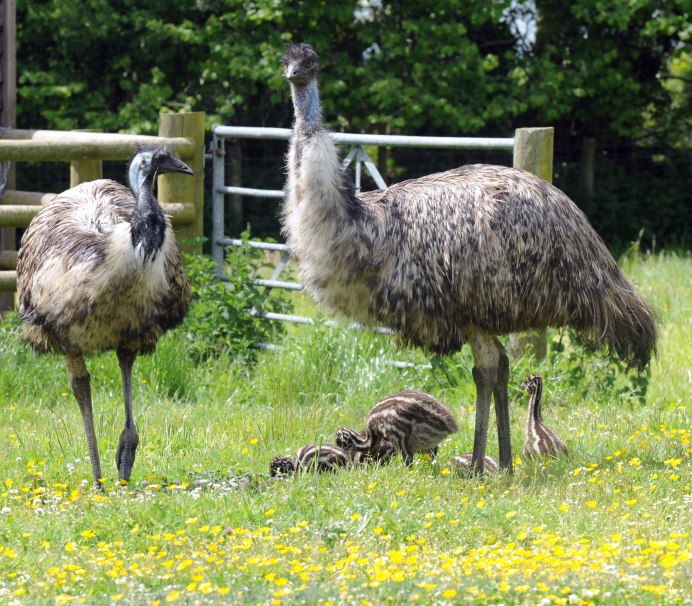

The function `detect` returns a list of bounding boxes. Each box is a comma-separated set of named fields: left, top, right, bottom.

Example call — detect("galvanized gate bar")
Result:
left=213, top=125, right=514, bottom=150
left=218, top=185, right=284, bottom=198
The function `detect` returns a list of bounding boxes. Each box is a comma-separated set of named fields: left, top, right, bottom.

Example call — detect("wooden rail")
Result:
left=509, top=127, right=554, bottom=359
left=0, top=112, right=205, bottom=294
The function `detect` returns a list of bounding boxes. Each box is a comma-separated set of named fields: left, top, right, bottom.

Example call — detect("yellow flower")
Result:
left=249, top=437, right=258, bottom=444
left=391, top=502, right=398, bottom=509
left=476, top=500, right=486, bottom=508
left=442, top=589, right=457, bottom=598
left=586, top=500, right=597, bottom=508
left=265, top=509, right=275, bottom=516
left=559, top=504, right=569, bottom=511
left=165, top=591, right=180, bottom=603
left=505, top=511, right=516, bottom=519
left=351, top=513, right=361, bottom=520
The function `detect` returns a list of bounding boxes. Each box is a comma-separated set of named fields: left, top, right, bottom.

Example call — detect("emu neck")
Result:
left=291, top=80, right=322, bottom=133
left=528, top=384, right=543, bottom=423
left=130, top=172, right=166, bottom=260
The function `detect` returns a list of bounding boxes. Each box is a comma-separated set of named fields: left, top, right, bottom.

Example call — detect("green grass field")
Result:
left=0, top=251, right=690, bottom=605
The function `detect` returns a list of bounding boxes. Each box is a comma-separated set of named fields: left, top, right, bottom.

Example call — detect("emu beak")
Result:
left=285, top=65, right=310, bottom=84
left=158, top=156, right=194, bottom=176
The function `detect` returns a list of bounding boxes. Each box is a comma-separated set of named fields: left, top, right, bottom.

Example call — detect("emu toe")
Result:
left=116, top=426, right=140, bottom=483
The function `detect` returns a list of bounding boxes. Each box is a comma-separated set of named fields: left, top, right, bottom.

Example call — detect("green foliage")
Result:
left=522, top=0, right=690, bottom=142
left=14, top=0, right=691, bottom=247
left=182, top=234, right=292, bottom=362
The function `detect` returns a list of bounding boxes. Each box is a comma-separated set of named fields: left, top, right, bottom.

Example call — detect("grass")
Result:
left=0, top=250, right=690, bottom=605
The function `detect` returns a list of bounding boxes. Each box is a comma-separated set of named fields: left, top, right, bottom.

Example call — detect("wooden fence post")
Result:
left=510, top=127, right=554, bottom=360
left=157, top=112, right=205, bottom=254
left=70, top=130, right=103, bottom=187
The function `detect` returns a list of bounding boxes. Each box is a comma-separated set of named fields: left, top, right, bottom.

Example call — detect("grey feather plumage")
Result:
left=282, top=43, right=657, bottom=474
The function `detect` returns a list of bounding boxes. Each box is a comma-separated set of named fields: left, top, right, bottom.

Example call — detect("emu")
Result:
left=281, top=43, right=657, bottom=474
left=522, top=373, right=568, bottom=458
left=445, top=454, right=499, bottom=474
left=16, top=146, right=193, bottom=488
left=336, top=390, right=459, bottom=467
left=270, top=444, right=351, bottom=476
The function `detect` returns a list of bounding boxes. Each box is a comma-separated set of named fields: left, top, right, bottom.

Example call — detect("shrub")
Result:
left=182, top=232, right=293, bottom=362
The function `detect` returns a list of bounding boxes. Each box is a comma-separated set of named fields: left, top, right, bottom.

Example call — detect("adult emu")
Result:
left=17, top=146, right=193, bottom=487
left=281, top=43, right=657, bottom=474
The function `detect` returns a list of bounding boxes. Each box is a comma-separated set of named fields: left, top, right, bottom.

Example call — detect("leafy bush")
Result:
left=182, top=233, right=293, bottom=362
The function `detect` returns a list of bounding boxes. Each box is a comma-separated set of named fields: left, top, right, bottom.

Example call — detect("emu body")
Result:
left=282, top=43, right=657, bottom=474
left=17, top=146, right=193, bottom=487
left=270, top=444, right=351, bottom=476
left=336, top=390, right=459, bottom=467
left=522, top=374, right=568, bottom=458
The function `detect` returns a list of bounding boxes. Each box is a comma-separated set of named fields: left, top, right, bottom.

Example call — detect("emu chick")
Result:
left=336, top=390, right=458, bottom=467
left=270, top=444, right=350, bottom=477
left=522, top=373, right=568, bottom=458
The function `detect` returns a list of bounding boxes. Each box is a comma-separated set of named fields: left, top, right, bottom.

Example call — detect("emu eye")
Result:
left=153, top=154, right=164, bottom=165
left=305, top=59, right=313, bottom=68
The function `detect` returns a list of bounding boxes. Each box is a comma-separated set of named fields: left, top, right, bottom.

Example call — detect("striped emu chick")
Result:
left=336, top=390, right=459, bottom=467
left=348, top=438, right=397, bottom=465
left=522, top=374, right=568, bottom=458
left=269, top=444, right=350, bottom=477
left=445, top=454, right=499, bottom=474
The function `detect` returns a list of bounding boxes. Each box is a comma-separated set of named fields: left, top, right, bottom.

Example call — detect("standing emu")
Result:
left=17, top=145, right=193, bottom=487
left=281, top=43, right=657, bottom=474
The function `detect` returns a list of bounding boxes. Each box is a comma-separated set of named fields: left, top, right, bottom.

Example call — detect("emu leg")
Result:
left=401, top=445, right=415, bottom=468
left=65, top=354, right=103, bottom=488
left=115, top=349, right=139, bottom=483
left=492, top=338, right=513, bottom=472
left=468, top=330, right=501, bottom=474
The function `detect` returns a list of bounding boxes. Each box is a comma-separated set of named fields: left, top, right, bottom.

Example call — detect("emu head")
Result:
left=269, top=455, right=296, bottom=477
left=335, top=427, right=359, bottom=450
left=522, top=373, right=542, bottom=394
left=283, top=42, right=319, bottom=85
left=128, top=145, right=194, bottom=196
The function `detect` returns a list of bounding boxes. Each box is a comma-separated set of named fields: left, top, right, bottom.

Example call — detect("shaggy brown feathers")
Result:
left=17, top=181, right=190, bottom=355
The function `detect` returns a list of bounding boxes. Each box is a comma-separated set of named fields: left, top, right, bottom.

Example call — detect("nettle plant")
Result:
left=182, top=233, right=293, bottom=362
